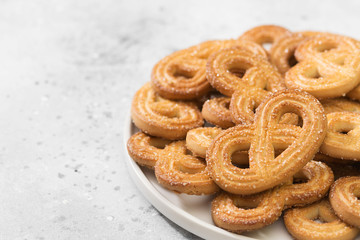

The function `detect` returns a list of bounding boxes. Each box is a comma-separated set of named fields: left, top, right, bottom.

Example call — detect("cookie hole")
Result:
left=173, top=68, right=195, bottom=80
left=292, top=170, right=310, bottom=185
left=232, top=163, right=249, bottom=169
left=297, top=116, right=303, bottom=127
left=311, top=218, right=327, bottom=224
left=317, top=43, right=337, bottom=53
left=271, top=142, right=290, bottom=160
left=186, top=149, right=193, bottom=156
left=233, top=199, right=258, bottom=210
left=220, top=99, right=230, bottom=110
left=353, top=189, right=360, bottom=201
left=163, top=111, right=180, bottom=118
left=292, top=176, right=308, bottom=185
left=337, top=127, right=354, bottom=135
left=333, top=56, right=345, bottom=66
left=154, top=95, right=163, bottom=102
left=287, top=52, right=298, bottom=67
left=236, top=205, right=257, bottom=210
left=313, top=71, right=321, bottom=78
left=305, top=68, right=321, bottom=79
left=228, top=67, right=246, bottom=78
left=149, top=138, right=171, bottom=149
left=251, top=101, right=262, bottom=114
left=197, top=157, right=207, bottom=165
left=231, top=150, right=249, bottom=169
left=152, top=96, right=181, bottom=118
left=278, top=113, right=301, bottom=126
left=262, top=42, right=272, bottom=51
left=251, top=105, right=257, bottom=114
left=274, top=149, right=286, bottom=158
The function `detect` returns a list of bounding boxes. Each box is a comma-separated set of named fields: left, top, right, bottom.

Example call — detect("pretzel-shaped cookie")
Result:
left=212, top=161, right=334, bottom=233
left=207, top=90, right=327, bottom=194
left=127, top=132, right=172, bottom=168
left=318, top=98, right=360, bottom=161
left=131, top=83, right=203, bottom=140
left=154, top=141, right=219, bottom=195
left=238, top=25, right=291, bottom=53
left=320, top=112, right=360, bottom=161
left=186, top=127, right=248, bottom=165
left=127, top=131, right=219, bottom=194
left=270, top=31, right=344, bottom=75
left=206, top=47, right=285, bottom=97
left=285, top=34, right=360, bottom=98
left=202, top=97, right=234, bottom=128
left=151, top=40, right=266, bottom=100
left=284, top=200, right=359, bottom=240
left=330, top=176, right=360, bottom=228
left=230, top=87, right=299, bottom=125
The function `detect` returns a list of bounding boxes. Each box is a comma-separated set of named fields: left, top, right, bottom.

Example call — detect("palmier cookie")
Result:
left=151, top=40, right=266, bottom=100
left=206, top=47, right=285, bottom=97
left=201, top=97, right=234, bottom=128
left=239, top=25, right=292, bottom=53
left=320, top=112, right=360, bottom=161
left=270, top=31, right=341, bottom=75
left=131, top=82, right=203, bottom=140
left=154, top=141, right=219, bottom=195
left=207, top=89, right=327, bottom=195
left=284, top=200, right=359, bottom=240
left=330, top=176, right=360, bottom=228
left=127, top=132, right=172, bottom=168
left=285, top=34, right=360, bottom=98
left=186, top=127, right=248, bottom=165
left=212, top=161, right=334, bottom=233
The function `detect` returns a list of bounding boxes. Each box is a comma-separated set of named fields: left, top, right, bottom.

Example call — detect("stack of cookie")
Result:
left=127, top=25, right=360, bottom=240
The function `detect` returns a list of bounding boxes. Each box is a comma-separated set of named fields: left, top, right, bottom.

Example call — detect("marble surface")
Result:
left=1, top=0, right=360, bottom=239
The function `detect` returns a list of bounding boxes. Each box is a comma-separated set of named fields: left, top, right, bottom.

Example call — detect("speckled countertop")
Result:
left=1, top=0, right=359, bottom=239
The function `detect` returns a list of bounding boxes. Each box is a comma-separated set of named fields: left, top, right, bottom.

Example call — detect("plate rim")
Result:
left=123, top=114, right=256, bottom=240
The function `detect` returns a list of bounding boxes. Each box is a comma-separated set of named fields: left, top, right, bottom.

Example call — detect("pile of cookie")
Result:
left=127, top=25, right=360, bottom=240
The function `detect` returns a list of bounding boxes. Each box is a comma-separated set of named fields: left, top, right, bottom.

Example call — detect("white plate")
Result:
left=123, top=116, right=292, bottom=240
left=123, top=116, right=338, bottom=240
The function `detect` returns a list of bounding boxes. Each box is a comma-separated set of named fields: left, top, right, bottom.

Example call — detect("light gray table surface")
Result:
left=1, top=0, right=359, bottom=239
